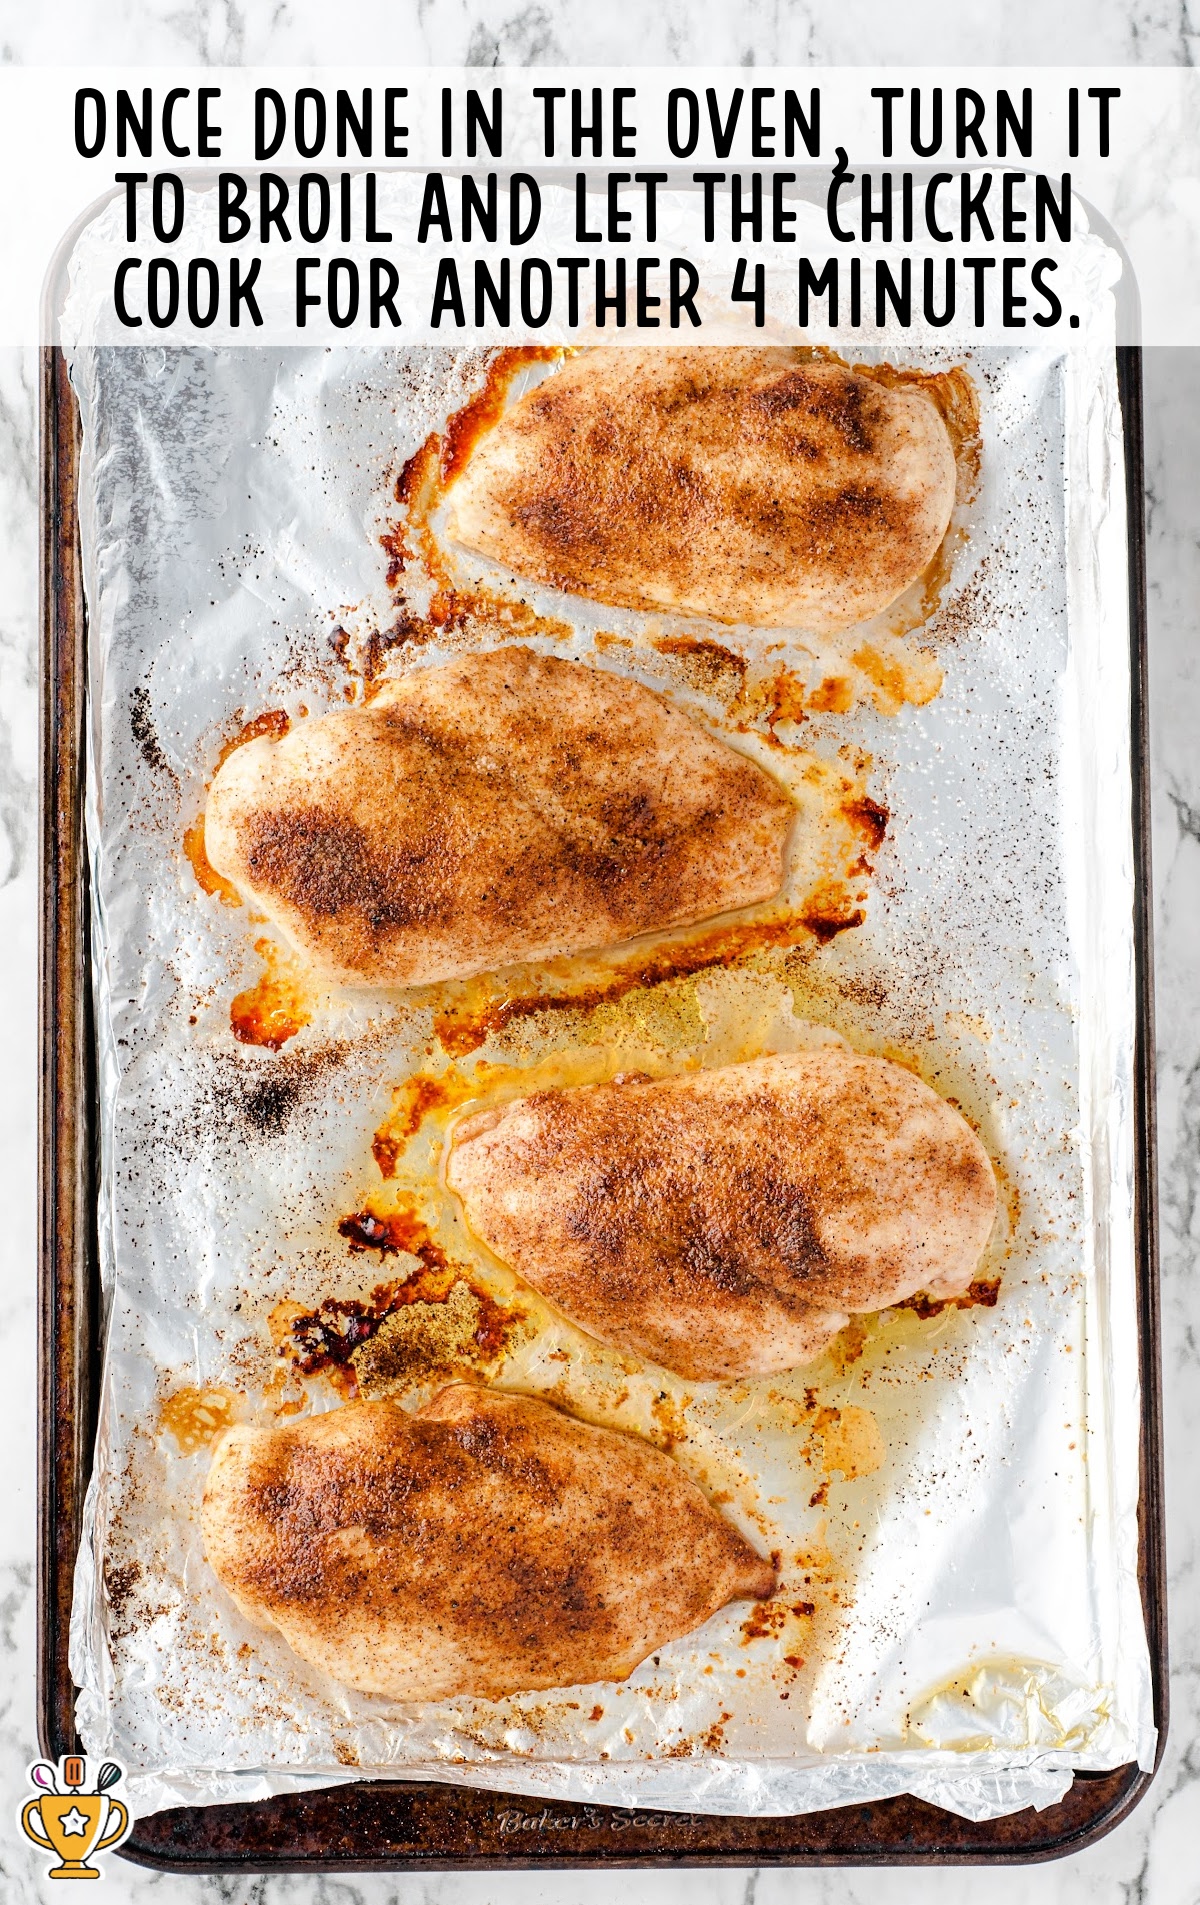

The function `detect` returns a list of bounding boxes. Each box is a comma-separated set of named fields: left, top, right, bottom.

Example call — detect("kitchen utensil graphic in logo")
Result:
left=19, top=1756, right=130, bottom=1878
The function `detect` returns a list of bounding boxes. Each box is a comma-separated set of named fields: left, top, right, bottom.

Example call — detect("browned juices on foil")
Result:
left=439, top=346, right=565, bottom=486
left=229, top=938, right=312, bottom=1050
left=429, top=867, right=886, bottom=1060
left=370, top=1073, right=472, bottom=1175
left=158, top=1385, right=242, bottom=1455
left=266, top=1200, right=527, bottom=1401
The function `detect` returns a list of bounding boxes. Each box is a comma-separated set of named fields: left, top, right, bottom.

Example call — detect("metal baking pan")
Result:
left=38, top=333, right=1166, bottom=1870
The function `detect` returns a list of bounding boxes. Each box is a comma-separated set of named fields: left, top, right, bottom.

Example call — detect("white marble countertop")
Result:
left=1, top=5, right=1197, bottom=1900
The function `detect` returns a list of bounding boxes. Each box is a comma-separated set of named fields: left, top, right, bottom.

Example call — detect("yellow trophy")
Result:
left=20, top=1757, right=130, bottom=1879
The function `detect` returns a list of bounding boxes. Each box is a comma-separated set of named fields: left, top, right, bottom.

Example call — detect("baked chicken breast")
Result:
left=444, top=349, right=957, bottom=634
left=447, top=1049, right=998, bottom=1381
left=202, top=1385, right=774, bottom=1700
left=203, top=647, right=793, bottom=987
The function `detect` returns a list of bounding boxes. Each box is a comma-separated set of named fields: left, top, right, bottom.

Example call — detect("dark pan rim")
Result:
left=38, top=341, right=1167, bottom=1869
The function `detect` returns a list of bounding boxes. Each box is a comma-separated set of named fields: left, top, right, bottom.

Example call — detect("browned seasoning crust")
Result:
left=447, top=1050, right=998, bottom=1382
left=202, top=646, right=794, bottom=988
left=444, top=350, right=957, bottom=633
left=201, top=1386, right=775, bottom=1700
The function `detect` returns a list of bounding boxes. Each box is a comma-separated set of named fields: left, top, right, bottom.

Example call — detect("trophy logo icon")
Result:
left=19, top=1756, right=130, bottom=1879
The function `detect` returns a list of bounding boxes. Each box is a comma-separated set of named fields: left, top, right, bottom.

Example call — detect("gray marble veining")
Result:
left=5, top=0, right=1200, bottom=68
left=1, top=4, right=1198, bottom=1900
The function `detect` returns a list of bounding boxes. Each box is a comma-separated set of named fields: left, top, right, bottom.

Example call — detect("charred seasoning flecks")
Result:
left=741, top=1597, right=796, bottom=1642
left=797, top=883, right=866, bottom=947
left=130, top=684, right=178, bottom=783
left=287, top=1283, right=410, bottom=1372
left=104, top=1559, right=143, bottom=1628
left=203, top=1040, right=352, bottom=1145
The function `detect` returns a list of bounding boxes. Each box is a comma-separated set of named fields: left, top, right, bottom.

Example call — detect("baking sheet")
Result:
left=60, top=326, right=1154, bottom=1824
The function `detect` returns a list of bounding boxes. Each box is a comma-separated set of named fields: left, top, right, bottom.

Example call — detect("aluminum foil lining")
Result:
left=63, top=315, right=1153, bottom=1820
